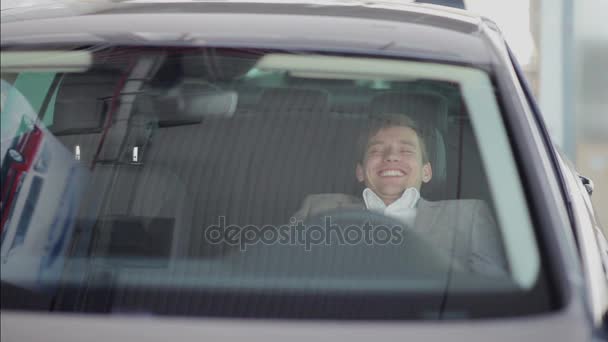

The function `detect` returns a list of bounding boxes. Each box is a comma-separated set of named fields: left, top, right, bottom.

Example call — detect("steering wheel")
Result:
left=302, top=208, right=454, bottom=276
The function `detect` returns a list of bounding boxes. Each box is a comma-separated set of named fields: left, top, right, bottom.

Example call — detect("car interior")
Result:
left=2, top=48, right=518, bottom=317
left=44, top=50, right=492, bottom=258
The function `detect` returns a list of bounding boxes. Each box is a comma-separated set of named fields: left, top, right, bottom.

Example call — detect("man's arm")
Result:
left=292, top=195, right=314, bottom=222
left=291, top=193, right=365, bottom=222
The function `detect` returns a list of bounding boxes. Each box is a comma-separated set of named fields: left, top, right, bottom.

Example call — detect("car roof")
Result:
left=1, top=0, right=499, bottom=67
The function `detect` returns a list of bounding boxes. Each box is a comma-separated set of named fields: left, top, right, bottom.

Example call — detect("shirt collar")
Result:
left=362, top=187, right=420, bottom=212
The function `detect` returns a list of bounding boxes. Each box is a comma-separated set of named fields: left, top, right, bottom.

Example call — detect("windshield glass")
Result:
left=0, top=47, right=551, bottom=319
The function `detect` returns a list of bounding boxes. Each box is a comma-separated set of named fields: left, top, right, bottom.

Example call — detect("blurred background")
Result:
left=414, top=0, right=608, bottom=224
left=463, top=0, right=608, bottom=226
left=2, top=0, right=607, bottom=223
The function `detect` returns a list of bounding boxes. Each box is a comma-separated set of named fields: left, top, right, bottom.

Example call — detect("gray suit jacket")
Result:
left=293, top=193, right=508, bottom=277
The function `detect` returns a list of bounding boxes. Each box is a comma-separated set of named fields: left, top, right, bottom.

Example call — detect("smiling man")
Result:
left=294, top=114, right=508, bottom=277
left=355, top=117, right=432, bottom=229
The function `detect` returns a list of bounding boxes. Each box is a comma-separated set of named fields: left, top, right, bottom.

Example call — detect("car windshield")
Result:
left=0, top=47, right=552, bottom=319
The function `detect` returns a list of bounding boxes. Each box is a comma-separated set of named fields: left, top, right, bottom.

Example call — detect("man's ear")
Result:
left=356, top=163, right=365, bottom=183
left=422, top=162, right=433, bottom=183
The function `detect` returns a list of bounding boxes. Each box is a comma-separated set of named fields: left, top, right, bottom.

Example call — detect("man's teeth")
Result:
left=380, top=170, right=404, bottom=176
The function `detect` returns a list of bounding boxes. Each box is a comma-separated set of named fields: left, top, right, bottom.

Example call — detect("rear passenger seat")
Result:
left=250, top=87, right=364, bottom=223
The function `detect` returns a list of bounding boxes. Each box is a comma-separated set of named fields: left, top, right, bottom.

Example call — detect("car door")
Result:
left=554, top=148, right=608, bottom=329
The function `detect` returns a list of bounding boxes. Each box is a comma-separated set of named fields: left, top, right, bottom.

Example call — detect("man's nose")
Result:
left=383, top=147, right=400, bottom=162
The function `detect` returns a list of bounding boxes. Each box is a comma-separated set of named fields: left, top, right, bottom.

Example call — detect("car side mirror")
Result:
left=579, top=175, right=594, bottom=195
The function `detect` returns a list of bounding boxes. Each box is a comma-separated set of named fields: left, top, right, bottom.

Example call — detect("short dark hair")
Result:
left=357, top=113, right=430, bottom=164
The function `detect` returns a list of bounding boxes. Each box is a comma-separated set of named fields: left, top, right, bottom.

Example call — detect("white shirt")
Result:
left=362, top=187, right=420, bottom=228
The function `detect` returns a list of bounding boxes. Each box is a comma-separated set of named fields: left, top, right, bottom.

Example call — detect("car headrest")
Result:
left=51, top=71, right=121, bottom=135
left=369, top=92, right=449, bottom=200
left=370, top=92, right=448, bottom=134
left=257, top=87, right=329, bottom=113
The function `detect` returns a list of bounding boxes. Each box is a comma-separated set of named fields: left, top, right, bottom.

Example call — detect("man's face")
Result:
left=356, top=126, right=432, bottom=205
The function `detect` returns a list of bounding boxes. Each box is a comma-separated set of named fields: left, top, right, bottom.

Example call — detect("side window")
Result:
left=0, top=73, right=18, bottom=86
left=10, top=72, right=59, bottom=126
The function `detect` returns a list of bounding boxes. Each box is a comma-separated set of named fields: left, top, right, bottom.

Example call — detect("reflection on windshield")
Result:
left=1, top=80, right=90, bottom=290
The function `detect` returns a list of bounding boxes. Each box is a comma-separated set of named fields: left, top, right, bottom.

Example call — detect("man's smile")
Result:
left=378, top=168, right=406, bottom=177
